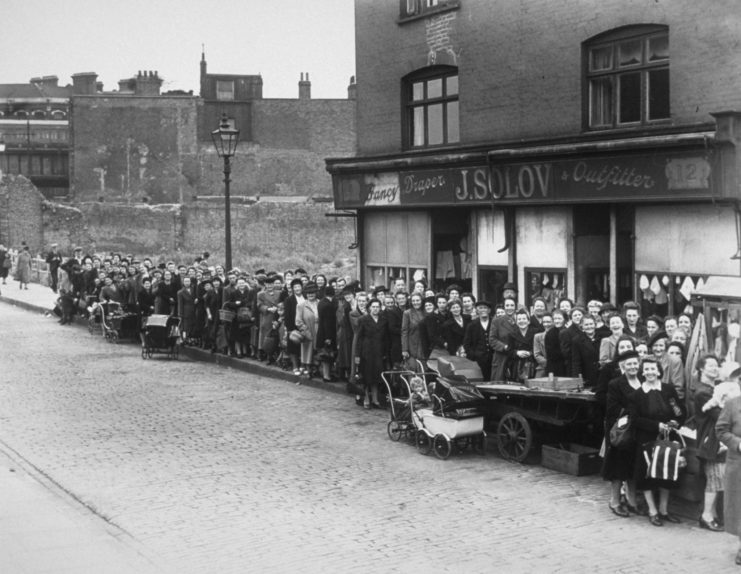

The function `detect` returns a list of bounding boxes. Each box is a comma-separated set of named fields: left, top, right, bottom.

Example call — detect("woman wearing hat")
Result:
left=15, top=245, right=32, bottom=290
left=401, top=292, right=427, bottom=368
left=295, top=282, right=320, bottom=376
left=257, top=275, right=282, bottom=361
left=284, top=278, right=305, bottom=375
left=354, top=298, right=389, bottom=408
left=602, top=348, right=643, bottom=518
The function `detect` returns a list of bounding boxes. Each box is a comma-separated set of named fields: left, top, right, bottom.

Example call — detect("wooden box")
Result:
left=541, top=443, right=602, bottom=476
left=523, top=377, right=583, bottom=391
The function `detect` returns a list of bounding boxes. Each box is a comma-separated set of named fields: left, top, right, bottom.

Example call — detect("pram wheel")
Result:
left=497, top=412, right=532, bottom=462
left=415, top=430, right=432, bottom=455
left=387, top=420, right=404, bottom=442
left=433, top=434, right=452, bottom=460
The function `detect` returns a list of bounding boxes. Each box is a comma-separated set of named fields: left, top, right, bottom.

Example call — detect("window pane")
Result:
left=590, top=77, right=613, bottom=126
left=648, top=68, right=670, bottom=120
left=447, top=100, right=459, bottom=143
left=428, top=103, right=443, bottom=145
left=216, top=80, right=234, bottom=101
left=618, top=72, right=641, bottom=123
left=590, top=46, right=613, bottom=71
left=446, top=75, right=458, bottom=96
left=648, top=35, right=669, bottom=61
left=412, top=81, right=424, bottom=101
left=427, top=78, right=442, bottom=99
left=412, top=106, right=425, bottom=146
left=618, top=39, right=642, bottom=67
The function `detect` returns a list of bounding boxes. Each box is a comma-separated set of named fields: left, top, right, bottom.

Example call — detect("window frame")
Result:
left=403, top=66, right=460, bottom=150
left=524, top=267, right=568, bottom=311
left=398, top=0, right=460, bottom=22
left=216, top=80, right=235, bottom=101
left=583, top=25, right=670, bottom=131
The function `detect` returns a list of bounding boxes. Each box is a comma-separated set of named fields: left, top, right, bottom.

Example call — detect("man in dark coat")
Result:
left=354, top=298, right=389, bottom=408
left=488, top=297, right=518, bottom=381
left=385, top=291, right=407, bottom=368
left=559, top=306, right=584, bottom=372
left=316, top=286, right=338, bottom=381
left=464, top=300, right=493, bottom=381
left=45, top=243, right=63, bottom=293
left=571, top=315, right=601, bottom=388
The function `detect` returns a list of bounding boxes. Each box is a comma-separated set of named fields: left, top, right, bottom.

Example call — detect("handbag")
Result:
left=642, top=428, right=686, bottom=482
left=288, top=329, right=304, bottom=345
left=236, top=307, right=253, bottom=323
left=609, top=410, right=635, bottom=450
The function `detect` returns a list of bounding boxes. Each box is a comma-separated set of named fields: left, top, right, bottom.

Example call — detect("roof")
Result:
left=692, top=276, right=741, bottom=301
left=0, top=83, right=72, bottom=100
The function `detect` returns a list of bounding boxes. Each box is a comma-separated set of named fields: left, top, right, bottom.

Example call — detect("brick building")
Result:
left=327, top=0, right=741, bottom=317
left=0, top=77, right=71, bottom=199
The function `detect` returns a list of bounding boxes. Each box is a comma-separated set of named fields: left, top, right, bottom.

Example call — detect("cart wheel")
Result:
left=387, top=420, right=403, bottom=442
left=433, top=434, right=452, bottom=460
left=416, top=430, right=432, bottom=455
left=497, top=412, right=532, bottom=462
left=473, top=432, right=487, bottom=455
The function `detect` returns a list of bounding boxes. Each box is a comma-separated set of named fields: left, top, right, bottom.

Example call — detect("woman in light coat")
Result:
left=15, top=245, right=32, bottom=289
left=401, top=292, right=426, bottom=366
left=295, top=282, right=320, bottom=377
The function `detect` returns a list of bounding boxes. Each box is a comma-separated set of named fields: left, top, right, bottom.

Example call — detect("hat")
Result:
left=423, top=296, right=436, bottom=306
left=720, top=361, right=741, bottom=381
left=304, top=282, right=319, bottom=294
left=446, top=283, right=462, bottom=293
left=340, top=287, right=354, bottom=297
left=502, top=282, right=517, bottom=291
left=372, top=285, right=386, bottom=296
left=647, top=331, right=669, bottom=349
left=73, top=246, right=82, bottom=252
left=600, top=302, right=618, bottom=313
left=616, top=350, right=639, bottom=362
left=290, top=278, right=303, bottom=288
left=475, top=300, right=492, bottom=309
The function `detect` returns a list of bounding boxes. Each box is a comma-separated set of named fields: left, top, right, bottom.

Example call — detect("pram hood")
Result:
left=432, top=375, right=487, bottom=415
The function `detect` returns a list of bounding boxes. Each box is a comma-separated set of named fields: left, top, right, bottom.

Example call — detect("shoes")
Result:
left=363, top=401, right=371, bottom=410
left=735, top=549, right=741, bottom=566
left=293, top=368, right=302, bottom=376
left=659, top=512, right=681, bottom=524
left=355, top=396, right=364, bottom=406
left=371, top=402, right=383, bottom=410
left=625, top=504, right=648, bottom=516
left=608, top=503, right=630, bottom=518
left=648, top=514, right=663, bottom=527
left=301, top=368, right=309, bottom=376
left=699, top=517, right=723, bottom=532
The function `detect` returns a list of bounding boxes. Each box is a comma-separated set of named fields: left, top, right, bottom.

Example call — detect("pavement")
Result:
left=1, top=281, right=740, bottom=573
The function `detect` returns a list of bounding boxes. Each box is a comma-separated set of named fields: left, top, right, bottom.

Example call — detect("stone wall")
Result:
left=0, top=175, right=44, bottom=251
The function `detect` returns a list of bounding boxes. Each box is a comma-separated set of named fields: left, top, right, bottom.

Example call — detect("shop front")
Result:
left=327, top=130, right=741, bottom=310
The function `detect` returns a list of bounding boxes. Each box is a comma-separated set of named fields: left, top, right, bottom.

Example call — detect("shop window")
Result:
left=586, top=268, right=633, bottom=305
left=478, top=266, right=508, bottom=308
left=404, top=66, right=459, bottom=149
left=367, top=265, right=429, bottom=293
left=216, top=80, right=235, bottom=101
left=526, top=268, right=568, bottom=311
left=585, top=25, right=669, bottom=129
left=636, top=272, right=706, bottom=318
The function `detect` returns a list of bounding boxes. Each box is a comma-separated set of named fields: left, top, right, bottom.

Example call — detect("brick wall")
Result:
left=355, top=0, right=741, bottom=153
left=0, top=175, right=44, bottom=252
left=42, top=202, right=91, bottom=253
left=71, top=95, right=199, bottom=204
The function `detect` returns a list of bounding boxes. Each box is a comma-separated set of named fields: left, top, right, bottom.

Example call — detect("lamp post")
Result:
left=211, top=113, right=240, bottom=271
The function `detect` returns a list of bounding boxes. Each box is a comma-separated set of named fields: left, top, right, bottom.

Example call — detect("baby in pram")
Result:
left=394, top=375, right=432, bottom=423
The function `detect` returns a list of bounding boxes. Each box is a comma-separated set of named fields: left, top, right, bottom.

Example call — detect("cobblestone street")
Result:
left=0, top=303, right=737, bottom=573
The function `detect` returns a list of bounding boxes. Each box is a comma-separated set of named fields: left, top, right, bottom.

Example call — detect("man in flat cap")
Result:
left=45, top=243, right=63, bottom=293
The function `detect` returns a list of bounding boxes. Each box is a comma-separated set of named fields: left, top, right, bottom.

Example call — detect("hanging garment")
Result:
left=655, top=286, right=668, bottom=305
left=679, top=276, right=695, bottom=301
left=435, top=250, right=455, bottom=279
left=639, top=274, right=650, bottom=290
left=542, top=273, right=550, bottom=287
left=650, top=275, right=661, bottom=295
left=662, top=275, right=670, bottom=287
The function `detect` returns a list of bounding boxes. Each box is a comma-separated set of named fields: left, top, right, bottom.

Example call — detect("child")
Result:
left=702, top=361, right=741, bottom=412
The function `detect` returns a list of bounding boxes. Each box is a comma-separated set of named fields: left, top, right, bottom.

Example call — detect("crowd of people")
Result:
left=5, top=242, right=741, bottom=564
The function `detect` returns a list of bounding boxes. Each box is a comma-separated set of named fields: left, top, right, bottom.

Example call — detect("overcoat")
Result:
left=177, top=287, right=196, bottom=334
left=401, top=308, right=426, bottom=360
left=441, top=315, right=469, bottom=356
left=257, top=289, right=281, bottom=350
left=354, top=313, right=389, bottom=388
left=717, top=396, right=741, bottom=536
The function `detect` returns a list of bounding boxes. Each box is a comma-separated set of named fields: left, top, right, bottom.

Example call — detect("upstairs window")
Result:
left=586, top=26, right=669, bottom=129
left=405, top=66, right=459, bottom=148
left=216, top=80, right=235, bottom=101
left=399, top=0, right=460, bottom=20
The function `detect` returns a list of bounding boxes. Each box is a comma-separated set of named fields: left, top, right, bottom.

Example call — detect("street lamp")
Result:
left=211, top=113, right=240, bottom=271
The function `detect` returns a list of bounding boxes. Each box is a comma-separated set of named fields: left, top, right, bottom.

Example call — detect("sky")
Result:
left=2, top=0, right=356, bottom=99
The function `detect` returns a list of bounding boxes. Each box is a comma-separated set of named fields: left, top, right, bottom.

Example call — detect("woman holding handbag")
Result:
left=629, top=356, right=686, bottom=527
left=602, top=346, right=643, bottom=518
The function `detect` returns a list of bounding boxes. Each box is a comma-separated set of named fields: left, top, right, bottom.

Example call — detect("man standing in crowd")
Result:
left=45, top=243, right=63, bottom=293
left=464, top=300, right=493, bottom=381
left=489, top=296, right=518, bottom=381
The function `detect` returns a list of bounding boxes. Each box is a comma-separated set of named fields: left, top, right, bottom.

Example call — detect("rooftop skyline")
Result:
left=2, top=0, right=356, bottom=98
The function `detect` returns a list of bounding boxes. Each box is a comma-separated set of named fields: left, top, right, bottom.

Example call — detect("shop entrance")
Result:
left=430, top=209, right=473, bottom=294
left=573, top=204, right=634, bottom=305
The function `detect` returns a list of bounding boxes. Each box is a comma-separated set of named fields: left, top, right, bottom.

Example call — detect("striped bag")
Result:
left=642, top=428, right=686, bottom=482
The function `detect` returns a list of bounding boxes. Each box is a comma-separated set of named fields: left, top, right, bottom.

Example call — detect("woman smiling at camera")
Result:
left=629, top=356, right=686, bottom=527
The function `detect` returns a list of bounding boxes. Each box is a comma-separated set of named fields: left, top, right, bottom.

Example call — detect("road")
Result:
left=0, top=304, right=736, bottom=573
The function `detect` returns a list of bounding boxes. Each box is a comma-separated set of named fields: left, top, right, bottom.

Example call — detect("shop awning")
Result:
left=692, top=276, right=741, bottom=302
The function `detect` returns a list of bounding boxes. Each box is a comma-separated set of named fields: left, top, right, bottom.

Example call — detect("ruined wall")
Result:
left=0, top=175, right=44, bottom=251
left=71, top=95, right=199, bottom=204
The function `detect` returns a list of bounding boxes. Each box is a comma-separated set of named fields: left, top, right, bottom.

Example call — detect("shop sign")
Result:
left=332, top=151, right=714, bottom=208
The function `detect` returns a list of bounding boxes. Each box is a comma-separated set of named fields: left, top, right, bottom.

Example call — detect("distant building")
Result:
left=0, top=76, right=71, bottom=199
left=327, top=0, right=741, bottom=313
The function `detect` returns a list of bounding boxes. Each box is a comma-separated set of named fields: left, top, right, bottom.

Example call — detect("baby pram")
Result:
left=140, top=314, right=181, bottom=359
left=87, top=301, right=129, bottom=343
left=382, top=370, right=488, bottom=460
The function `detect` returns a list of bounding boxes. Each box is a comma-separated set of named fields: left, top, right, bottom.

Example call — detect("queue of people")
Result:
left=12, top=244, right=741, bottom=564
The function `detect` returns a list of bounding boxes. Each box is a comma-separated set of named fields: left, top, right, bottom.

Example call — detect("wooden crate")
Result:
left=541, top=443, right=602, bottom=476
left=524, top=377, right=583, bottom=391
